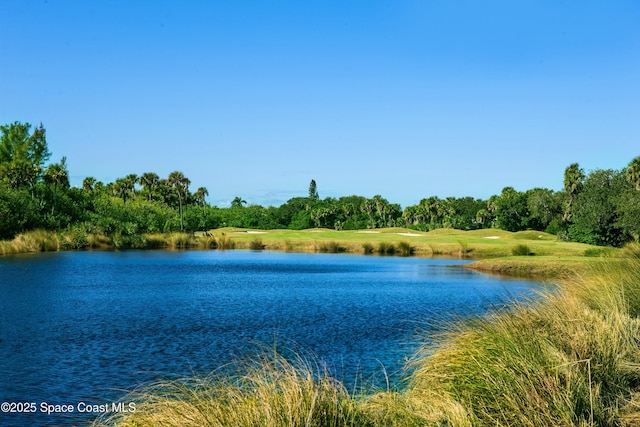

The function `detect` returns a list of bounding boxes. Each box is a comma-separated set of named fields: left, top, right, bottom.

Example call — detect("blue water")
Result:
left=0, top=250, right=542, bottom=426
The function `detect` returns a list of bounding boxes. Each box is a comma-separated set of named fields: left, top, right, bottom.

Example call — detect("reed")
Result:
left=166, top=232, right=194, bottom=248
left=457, top=240, right=473, bottom=257
left=87, top=233, right=112, bottom=249
left=405, top=243, right=640, bottom=426
left=249, top=237, right=266, bottom=250
left=282, top=239, right=296, bottom=252
left=362, top=242, right=374, bottom=254
left=396, top=241, right=415, bottom=256
left=318, top=241, right=347, bottom=253
left=93, top=351, right=366, bottom=427
left=144, top=233, right=170, bottom=249
left=215, top=232, right=235, bottom=250
left=511, top=243, right=533, bottom=256
left=196, top=233, right=218, bottom=249
left=10, top=230, right=60, bottom=253
left=377, top=242, right=396, bottom=255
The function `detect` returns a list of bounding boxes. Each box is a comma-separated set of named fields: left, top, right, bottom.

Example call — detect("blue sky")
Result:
left=1, top=1, right=639, bottom=208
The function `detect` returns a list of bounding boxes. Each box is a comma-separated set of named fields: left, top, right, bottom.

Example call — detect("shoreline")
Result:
left=1, top=227, right=612, bottom=279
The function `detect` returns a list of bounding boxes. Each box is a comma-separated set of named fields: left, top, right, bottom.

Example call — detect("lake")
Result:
left=0, top=250, right=543, bottom=426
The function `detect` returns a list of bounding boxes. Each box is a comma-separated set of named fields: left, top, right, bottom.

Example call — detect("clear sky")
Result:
left=1, top=1, right=639, bottom=208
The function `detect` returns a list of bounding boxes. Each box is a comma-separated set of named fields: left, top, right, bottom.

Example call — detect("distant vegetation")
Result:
left=2, top=121, right=640, bottom=249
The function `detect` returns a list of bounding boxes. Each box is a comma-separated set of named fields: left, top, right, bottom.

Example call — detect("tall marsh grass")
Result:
left=404, top=243, right=640, bottom=426
left=362, top=242, right=374, bottom=254
left=397, top=241, right=415, bottom=256
left=318, top=241, right=347, bottom=253
left=0, top=230, right=60, bottom=255
left=215, top=232, right=235, bottom=250
left=377, top=242, right=396, bottom=255
left=93, top=352, right=365, bottom=427
left=249, top=237, right=266, bottom=250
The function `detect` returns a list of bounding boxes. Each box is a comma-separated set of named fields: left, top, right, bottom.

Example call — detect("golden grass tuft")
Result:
left=93, top=352, right=365, bottom=427
left=406, top=243, right=640, bottom=426
left=0, top=230, right=60, bottom=254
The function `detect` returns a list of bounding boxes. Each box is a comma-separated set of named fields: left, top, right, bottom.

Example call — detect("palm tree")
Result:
left=137, top=172, right=159, bottom=201
left=194, top=187, right=209, bottom=217
left=231, top=196, right=247, bottom=208
left=112, top=178, right=131, bottom=204
left=82, top=176, right=96, bottom=192
left=563, top=163, right=585, bottom=221
left=626, top=156, right=640, bottom=191
left=124, top=174, right=138, bottom=200
left=168, top=171, right=190, bottom=231
left=361, top=198, right=376, bottom=229
left=44, top=157, right=69, bottom=215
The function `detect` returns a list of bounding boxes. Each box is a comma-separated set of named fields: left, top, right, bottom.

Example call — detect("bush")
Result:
left=377, top=242, right=396, bottom=255
left=362, top=242, right=374, bottom=254
left=511, top=244, right=533, bottom=256
left=60, top=226, right=90, bottom=250
left=397, top=241, right=415, bottom=256
left=250, top=237, right=266, bottom=250
left=216, top=233, right=235, bottom=250
left=318, top=241, right=346, bottom=253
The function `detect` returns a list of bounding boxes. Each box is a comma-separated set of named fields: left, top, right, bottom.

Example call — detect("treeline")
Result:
left=1, top=121, right=639, bottom=247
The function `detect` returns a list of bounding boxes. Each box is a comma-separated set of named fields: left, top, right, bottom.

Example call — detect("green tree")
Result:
left=276, top=197, right=312, bottom=229
left=568, top=169, right=629, bottom=246
left=82, top=176, right=97, bottom=192
left=194, top=187, right=209, bottom=218
left=231, top=196, right=247, bottom=208
left=0, top=186, right=32, bottom=238
left=419, top=196, right=442, bottom=230
left=495, top=187, right=529, bottom=232
left=563, top=163, right=585, bottom=221
left=615, top=183, right=640, bottom=242
left=124, top=174, right=138, bottom=199
left=43, top=157, right=69, bottom=215
left=168, top=171, right=190, bottom=231
left=526, top=188, right=564, bottom=233
left=615, top=157, right=640, bottom=241
left=308, top=179, right=319, bottom=201
left=361, top=198, right=376, bottom=229
left=111, top=177, right=135, bottom=204
left=625, top=156, right=640, bottom=191
left=0, top=122, right=50, bottom=194
left=138, top=172, right=160, bottom=201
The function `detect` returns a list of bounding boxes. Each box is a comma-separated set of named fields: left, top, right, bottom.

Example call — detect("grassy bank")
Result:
left=224, top=227, right=596, bottom=258
left=1, top=226, right=610, bottom=282
left=0, top=230, right=230, bottom=255
left=2, top=227, right=609, bottom=280
left=92, top=244, right=640, bottom=427
left=1, top=227, right=596, bottom=257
